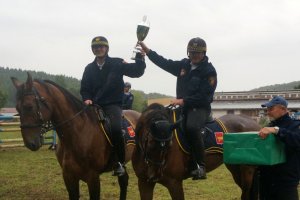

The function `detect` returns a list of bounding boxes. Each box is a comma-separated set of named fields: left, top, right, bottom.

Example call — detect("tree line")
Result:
left=0, top=67, right=172, bottom=112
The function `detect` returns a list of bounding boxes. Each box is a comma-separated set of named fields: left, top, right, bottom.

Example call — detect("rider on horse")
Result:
left=80, top=36, right=146, bottom=176
left=122, top=82, right=134, bottom=110
left=139, top=37, right=217, bottom=180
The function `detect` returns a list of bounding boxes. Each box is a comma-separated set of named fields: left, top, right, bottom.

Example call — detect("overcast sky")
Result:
left=1, top=0, right=299, bottom=96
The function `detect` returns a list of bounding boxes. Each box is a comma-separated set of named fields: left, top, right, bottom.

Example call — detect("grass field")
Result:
left=0, top=146, right=244, bottom=200
left=1, top=132, right=299, bottom=200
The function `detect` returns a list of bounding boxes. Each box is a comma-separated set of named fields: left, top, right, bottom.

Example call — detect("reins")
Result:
left=138, top=108, right=175, bottom=168
left=140, top=129, right=169, bottom=167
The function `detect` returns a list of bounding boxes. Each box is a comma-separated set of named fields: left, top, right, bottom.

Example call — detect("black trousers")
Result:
left=102, top=104, right=125, bottom=163
left=259, top=185, right=299, bottom=200
left=184, top=107, right=209, bottom=167
left=259, top=167, right=299, bottom=200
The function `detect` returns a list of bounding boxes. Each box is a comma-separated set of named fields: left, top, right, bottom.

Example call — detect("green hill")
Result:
left=0, top=66, right=81, bottom=107
left=252, top=81, right=300, bottom=91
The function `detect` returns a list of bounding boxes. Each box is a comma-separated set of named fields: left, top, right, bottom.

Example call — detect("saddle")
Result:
left=95, top=107, right=136, bottom=146
left=170, top=108, right=227, bottom=154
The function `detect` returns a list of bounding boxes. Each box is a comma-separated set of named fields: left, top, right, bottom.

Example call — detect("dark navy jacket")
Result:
left=147, top=50, right=217, bottom=110
left=80, top=56, right=145, bottom=106
left=260, top=113, right=300, bottom=187
left=122, top=92, right=134, bottom=109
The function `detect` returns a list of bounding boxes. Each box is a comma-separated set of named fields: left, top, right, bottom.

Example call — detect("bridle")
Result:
left=139, top=120, right=173, bottom=167
left=19, top=85, right=87, bottom=136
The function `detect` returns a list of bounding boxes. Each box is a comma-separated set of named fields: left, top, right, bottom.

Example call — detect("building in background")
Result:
left=148, top=90, right=300, bottom=121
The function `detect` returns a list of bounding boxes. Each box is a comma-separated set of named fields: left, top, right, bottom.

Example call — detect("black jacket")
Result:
left=147, top=50, right=217, bottom=110
left=122, top=92, right=134, bottom=109
left=260, top=113, right=300, bottom=187
left=80, top=56, right=145, bottom=106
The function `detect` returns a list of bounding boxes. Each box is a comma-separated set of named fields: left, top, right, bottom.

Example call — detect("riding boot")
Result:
left=190, top=130, right=206, bottom=180
left=112, top=138, right=126, bottom=177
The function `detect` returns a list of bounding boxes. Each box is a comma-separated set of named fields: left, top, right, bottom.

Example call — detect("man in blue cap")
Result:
left=258, top=96, right=300, bottom=200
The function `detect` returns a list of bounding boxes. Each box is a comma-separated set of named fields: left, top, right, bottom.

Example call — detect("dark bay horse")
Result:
left=132, top=103, right=261, bottom=200
left=11, top=73, right=140, bottom=200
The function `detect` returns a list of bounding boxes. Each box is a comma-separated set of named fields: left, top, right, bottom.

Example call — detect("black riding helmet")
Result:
left=91, top=36, right=109, bottom=48
left=124, top=82, right=131, bottom=89
left=187, top=37, right=207, bottom=56
left=91, top=36, right=109, bottom=56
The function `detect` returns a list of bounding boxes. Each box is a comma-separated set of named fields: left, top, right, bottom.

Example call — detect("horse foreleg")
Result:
left=165, top=180, right=184, bottom=200
left=86, top=171, right=100, bottom=200
left=138, top=178, right=156, bottom=200
left=63, top=172, right=80, bottom=200
left=118, top=172, right=129, bottom=200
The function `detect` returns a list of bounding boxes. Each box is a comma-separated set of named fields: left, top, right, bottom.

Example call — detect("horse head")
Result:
left=136, top=103, right=177, bottom=181
left=11, top=73, right=53, bottom=151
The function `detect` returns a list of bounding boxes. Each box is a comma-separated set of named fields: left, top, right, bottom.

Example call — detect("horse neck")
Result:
left=50, top=93, right=78, bottom=124
left=46, top=85, right=92, bottom=140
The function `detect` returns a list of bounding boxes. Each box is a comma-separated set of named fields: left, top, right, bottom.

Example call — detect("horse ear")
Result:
left=25, top=72, right=33, bottom=90
left=11, top=77, right=22, bottom=89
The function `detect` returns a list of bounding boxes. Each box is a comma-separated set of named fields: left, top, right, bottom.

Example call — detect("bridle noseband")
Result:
left=19, top=87, right=50, bottom=132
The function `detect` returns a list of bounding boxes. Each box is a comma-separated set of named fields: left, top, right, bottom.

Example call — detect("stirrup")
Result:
left=190, top=165, right=206, bottom=180
left=112, top=162, right=126, bottom=177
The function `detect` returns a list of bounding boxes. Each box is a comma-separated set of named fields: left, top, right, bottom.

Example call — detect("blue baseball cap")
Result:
left=261, top=96, right=288, bottom=108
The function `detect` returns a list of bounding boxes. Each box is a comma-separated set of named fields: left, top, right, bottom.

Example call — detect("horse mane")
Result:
left=141, top=103, right=170, bottom=121
left=136, top=103, right=170, bottom=139
left=35, top=79, right=83, bottom=110
left=142, top=103, right=166, bottom=113
left=35, top=79, right=97, bottom=122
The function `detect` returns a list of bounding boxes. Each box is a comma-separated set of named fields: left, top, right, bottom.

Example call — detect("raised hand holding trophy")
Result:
left=131, top=15, right=150, bottom=60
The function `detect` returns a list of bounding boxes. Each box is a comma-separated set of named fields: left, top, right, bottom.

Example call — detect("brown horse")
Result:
left=132, top=103, right=261, bottom=200
left=11, top=73, right=140, bottom=200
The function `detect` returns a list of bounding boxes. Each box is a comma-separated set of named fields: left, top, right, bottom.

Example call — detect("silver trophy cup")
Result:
left=131, top=16, right=150, bottom=60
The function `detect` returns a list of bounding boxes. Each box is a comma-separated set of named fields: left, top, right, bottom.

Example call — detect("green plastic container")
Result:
left=223, top=132, right=286, bottom=165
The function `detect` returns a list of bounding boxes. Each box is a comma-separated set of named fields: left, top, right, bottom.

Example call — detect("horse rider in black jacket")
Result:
left=80, top=36, right=146, bottom=176
left=139, top=37, right=217, bottom=180
left=122, top=82, right=134, bottom=110
left=259, top=96, right=300, bottom=200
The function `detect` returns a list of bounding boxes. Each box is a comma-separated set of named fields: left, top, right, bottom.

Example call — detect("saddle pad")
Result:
left=122, top=116, right=136, bottom=145
left=99, top=115, right=136, bottom=147
left=171, top=110, right=227, bottom=154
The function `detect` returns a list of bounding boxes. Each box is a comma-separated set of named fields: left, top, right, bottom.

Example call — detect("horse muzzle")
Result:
left=25, top=141, right=42, bottom=151
left=22, top=131, right=43, bottom=151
